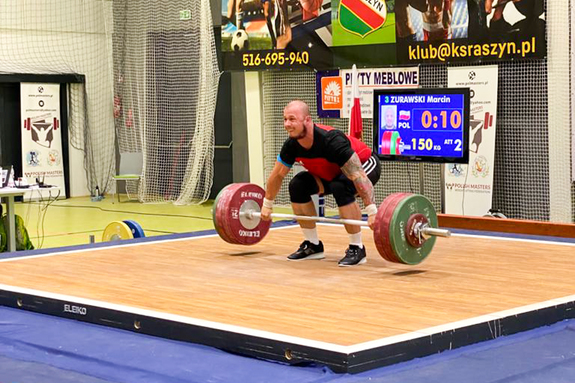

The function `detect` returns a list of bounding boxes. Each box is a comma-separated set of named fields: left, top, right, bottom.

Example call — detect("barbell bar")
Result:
left=241, top=210, right=451, bottom=239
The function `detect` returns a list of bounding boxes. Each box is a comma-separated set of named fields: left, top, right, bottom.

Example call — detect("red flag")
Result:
left=348, top=64, right=363, bottom=141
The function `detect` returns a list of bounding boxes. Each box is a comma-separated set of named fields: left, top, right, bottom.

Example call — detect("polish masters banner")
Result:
left=21, top=83, right=66, bottom=198
left=221, top=0, right=546, bottom=71
left=444, top=66, right=498, bottom=216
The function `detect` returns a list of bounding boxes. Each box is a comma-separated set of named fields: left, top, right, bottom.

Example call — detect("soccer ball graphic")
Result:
left=231, top=29, right=249, bottom=52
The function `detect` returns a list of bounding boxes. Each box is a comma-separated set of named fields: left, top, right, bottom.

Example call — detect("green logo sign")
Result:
left=338, top=0, right=387, bottom=38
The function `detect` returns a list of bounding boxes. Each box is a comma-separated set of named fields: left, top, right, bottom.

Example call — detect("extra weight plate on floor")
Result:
left=214, top=183, right=271, bottom=245
left=103, top=221, right=134, bottom=242
left=123, top=220, right=146, bottom=238
left=388, top=194, right=438, bottom=265
left=374, top=193, right=410, bottom=263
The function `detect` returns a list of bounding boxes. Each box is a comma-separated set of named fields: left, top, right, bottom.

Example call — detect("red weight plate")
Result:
left=381, top=193, right=411, bottom=263
left=381, top=193, right=413, bottom=263
left=213, top=184, right=234, bottom=243
left=373, top=193, right=404, bottom=262
left=219, top=186, right=241, bottom=244
left=381, top=131, right=392, bottom=154
left=214, top=185, right=235, bottom=243
left=373, top=193, right=410, bottom=262
left=219, top=183, right=271, bottom=245
left=218, top=183, right=248, bottom=244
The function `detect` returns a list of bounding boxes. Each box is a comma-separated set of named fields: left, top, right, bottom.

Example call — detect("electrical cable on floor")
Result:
left=28, top=228, right=182, bottom=241
left=28, top=229, right=104, bottom=240
left=143, top=229, right=179, bottom=234
left=25, top=202, right=213, bottom=220
left=35, top=189, right=61, bottom=249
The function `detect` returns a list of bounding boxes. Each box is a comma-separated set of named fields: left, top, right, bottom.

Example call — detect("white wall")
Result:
left=244, top=72, right=265, bottom=187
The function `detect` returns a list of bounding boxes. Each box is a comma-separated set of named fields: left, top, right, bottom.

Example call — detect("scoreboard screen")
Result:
left=373, top=88, right=470, bottom=164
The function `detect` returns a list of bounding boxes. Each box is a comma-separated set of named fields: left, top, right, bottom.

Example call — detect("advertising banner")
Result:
left=316, top=66, right=419, bottom=118
left=395, top=0, right=545, bottom=64
left=221, top=0, right=546, bottom=71
left=21, top=83, right=66, bottom=198
left=444, top=66, right=498, bottom=216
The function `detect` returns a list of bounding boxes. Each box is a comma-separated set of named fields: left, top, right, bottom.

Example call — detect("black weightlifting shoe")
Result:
left=287, top=240, right=325, bottom=261
left=338, top=245, right=366, bottom=267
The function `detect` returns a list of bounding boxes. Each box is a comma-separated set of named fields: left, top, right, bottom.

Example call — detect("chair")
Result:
left=113, top=152, right=143, bottom=203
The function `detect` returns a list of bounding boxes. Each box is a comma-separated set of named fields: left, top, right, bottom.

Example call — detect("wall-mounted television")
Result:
left=373, top=88, right=470, bottom=164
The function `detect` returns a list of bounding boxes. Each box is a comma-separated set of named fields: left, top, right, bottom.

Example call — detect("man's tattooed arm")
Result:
left=340, top=153, right=375, bottom=206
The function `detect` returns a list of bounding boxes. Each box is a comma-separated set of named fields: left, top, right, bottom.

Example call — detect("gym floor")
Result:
left=10, top=195, right=214, bottom=250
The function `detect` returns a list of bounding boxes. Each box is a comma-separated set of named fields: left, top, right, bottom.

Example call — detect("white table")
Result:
left=0, top=187, right=26, bottom=252
left=0, top=186, right=60, bottom=252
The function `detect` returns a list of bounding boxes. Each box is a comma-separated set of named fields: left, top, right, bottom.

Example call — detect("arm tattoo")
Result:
left=341, top=153, right=375, bottom=206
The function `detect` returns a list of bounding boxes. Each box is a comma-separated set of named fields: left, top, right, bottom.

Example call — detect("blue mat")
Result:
left=0, top=354, right=115, bottom=383
left=0, top=306, right=574, bottom=383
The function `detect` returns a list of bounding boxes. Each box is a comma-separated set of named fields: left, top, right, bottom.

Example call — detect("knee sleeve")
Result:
left=289, top=172, right=319, bottom=203
left=330, top=180, right=356, bottom=207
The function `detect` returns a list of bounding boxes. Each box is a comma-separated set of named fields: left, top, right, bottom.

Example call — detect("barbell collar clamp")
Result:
left=417, top=224, right=451, bottom=239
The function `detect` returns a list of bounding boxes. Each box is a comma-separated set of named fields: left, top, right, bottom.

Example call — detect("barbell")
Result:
left=212, top=183, right=450, bottom=265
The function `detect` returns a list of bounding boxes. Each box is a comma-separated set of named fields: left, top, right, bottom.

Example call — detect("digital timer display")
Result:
left=373, top=88, right=470, bottom=164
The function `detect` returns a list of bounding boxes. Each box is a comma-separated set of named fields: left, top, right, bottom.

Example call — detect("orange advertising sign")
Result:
left=321, top=76, right=343, bottom=110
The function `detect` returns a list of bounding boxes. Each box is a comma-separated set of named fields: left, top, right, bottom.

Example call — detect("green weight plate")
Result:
left=388, top=194, right=438, bottom=265
left=393, top=132, right=401, bottom=154
left=389, top=131, right=400, bottom=155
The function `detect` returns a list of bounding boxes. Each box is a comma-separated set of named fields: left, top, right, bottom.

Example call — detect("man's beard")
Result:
left=296, top=124, right=307, bottom=139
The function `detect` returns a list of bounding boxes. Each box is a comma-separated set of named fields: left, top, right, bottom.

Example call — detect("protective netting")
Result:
left=546, top=0, right=572, bottom=223
left=0, top=0, right=219, bottom=204
left=0, top=0, right=115, bottom=196
left=261, top=0, right=574, bottom=222
left=113, top=0, right=221, bottom=204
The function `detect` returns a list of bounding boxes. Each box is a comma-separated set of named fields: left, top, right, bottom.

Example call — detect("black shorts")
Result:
left=320, top=154, right=381, bottom=206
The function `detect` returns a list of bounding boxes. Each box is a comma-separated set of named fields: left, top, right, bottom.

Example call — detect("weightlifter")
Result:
left=261, top=100, right=381, bottom=266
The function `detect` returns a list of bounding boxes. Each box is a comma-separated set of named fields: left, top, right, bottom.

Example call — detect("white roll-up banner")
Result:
left=444, top=66, right=498, bottom=216
left=21, top=83, right=66, bottom=198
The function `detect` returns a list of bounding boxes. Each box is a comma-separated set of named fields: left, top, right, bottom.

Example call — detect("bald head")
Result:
left=285, top=100, right=310, bottom=118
